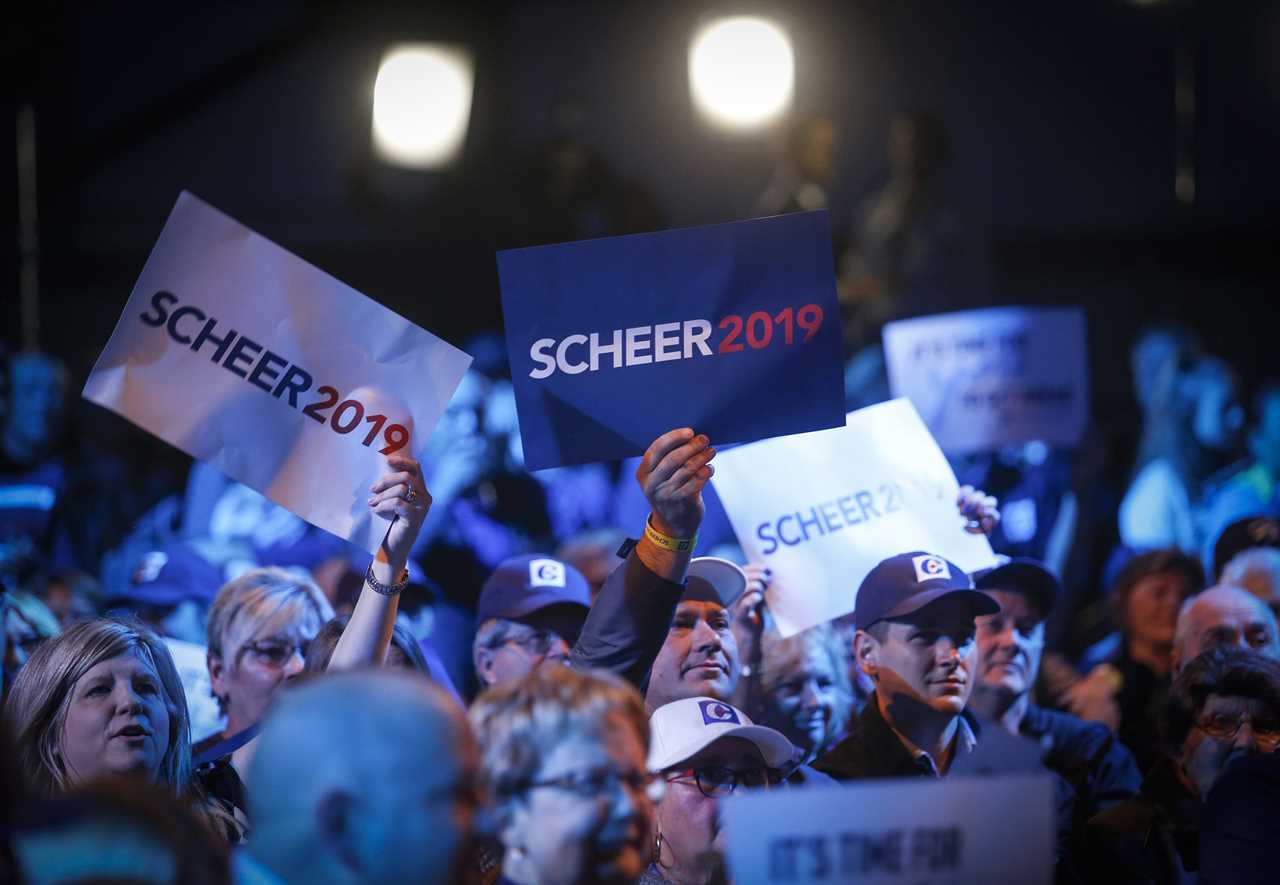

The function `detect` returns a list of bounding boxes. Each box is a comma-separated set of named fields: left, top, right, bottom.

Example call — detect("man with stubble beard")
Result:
left=813, top=552, right=998, bottom=779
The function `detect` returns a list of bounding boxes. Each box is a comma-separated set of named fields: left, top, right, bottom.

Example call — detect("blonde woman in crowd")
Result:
left=3, top=617, right=241, bottom=841
left=197, top=566, right=333, bottom=761
left=6, top=618, right=191, bottom=797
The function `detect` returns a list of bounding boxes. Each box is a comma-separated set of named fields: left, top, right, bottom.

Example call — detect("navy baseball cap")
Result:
left=853, top=551, right=997, bottom=630
left=477, top=555, right=591, bottom=624
left=972, top=556, right=1061, bottom=618
left=113, top=543, right=222, bottom=606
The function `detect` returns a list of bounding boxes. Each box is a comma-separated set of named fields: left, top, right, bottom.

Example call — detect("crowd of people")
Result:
left=3, top=324, right=1280, bottom=885
left=2, top=115, right=1279, bottom=883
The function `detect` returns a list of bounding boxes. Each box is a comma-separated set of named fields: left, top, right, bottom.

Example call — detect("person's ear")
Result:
left=207, top=651, right=228, bottom=698
left=854, top=630, right=879, bottom=680
left=315, top=790, right=362, bottom=875
left=474, top=646, right=497, bottom=687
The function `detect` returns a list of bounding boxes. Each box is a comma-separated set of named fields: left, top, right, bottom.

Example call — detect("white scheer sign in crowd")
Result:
left=83, top=191, right=472, bottom=553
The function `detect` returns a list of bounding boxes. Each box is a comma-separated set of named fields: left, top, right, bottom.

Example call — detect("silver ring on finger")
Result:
left=404, top=486, right=417, bottom=504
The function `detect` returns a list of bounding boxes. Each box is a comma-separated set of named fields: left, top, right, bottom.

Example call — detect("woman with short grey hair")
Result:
left=470, top=665, right=658, bottom=885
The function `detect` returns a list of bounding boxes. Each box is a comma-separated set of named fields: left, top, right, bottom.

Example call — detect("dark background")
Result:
left=3, top=0, right=1278, bottom=437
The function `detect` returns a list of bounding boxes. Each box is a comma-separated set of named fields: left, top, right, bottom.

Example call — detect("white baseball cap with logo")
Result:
left=647, top=697, right=795, bottom=772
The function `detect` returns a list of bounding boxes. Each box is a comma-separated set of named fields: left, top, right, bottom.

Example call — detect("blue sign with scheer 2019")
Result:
left=496, top=210, right=846, bottom=471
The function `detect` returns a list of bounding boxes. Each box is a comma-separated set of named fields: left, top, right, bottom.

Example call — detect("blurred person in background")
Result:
left=471, top=665, right=656, bottom=885
left=645, top=697, right=793, bottom=885
left=415, top=368, right=555, bottom=605
left=8, top=779, right=230, bottom=885
left=305, top=613, right=431, bottom=675
left=240, top=670, right=476, bottom=885
left=36, top=568, right=98, bottom=629
left=1083, top=647, right=1280, bottom=884
left=746, top=622, right=854, bottom=766
left=1120, top=357, right=1244, bottom=553
left=0, top=351, right=73, bottom=583
left=1210, top=514, right=1280, bottom=582
left=558, top=528, right=628, bottom=603
left=1201, top=384, right=1280, bottom=567
left=1219, top=546, right=1280, bottom=610
left=751, top=115, right=838, bottom=218
left=1130, top=325, right=1201, bottom=462
left=838, top=112, right=980, bottom=355
left=1171, top=584, right=1280, bottom=675
left=969, top=558, right=1141, bottom=834
left=112, top=542, right=222, bottom=646
left=471, top=553, right=590, bottom=693
left=1064, top=549, right=1203, bottom=772
left=507, top=97, right=661, bottom=248
left=953, top=444, right=1076, bottom=570
left=2, top=586, right=60, bottom=698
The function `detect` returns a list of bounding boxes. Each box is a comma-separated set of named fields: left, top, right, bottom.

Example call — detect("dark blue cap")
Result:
left=256, top=530, right=348, bottom=572
left=114, top=543, right=223, bottom=606
left=973, top=556, right=1061, bottom=618
left=854, top=551, right=996, bottom=630
left=477, top=554, right=591, bottom=624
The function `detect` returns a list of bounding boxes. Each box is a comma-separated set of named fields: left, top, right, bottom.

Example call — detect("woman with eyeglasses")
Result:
left=470, top=664, right=658, bottom=885
left=189, top=452, right=432, bottom=838
left=194, top=566, right=334, bottom=768
left=644, top=697, right=793, bottom=885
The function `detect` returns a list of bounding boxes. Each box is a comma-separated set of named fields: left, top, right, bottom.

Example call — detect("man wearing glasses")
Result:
left=1083, top=646, right=1280, bottom=883
left=471, top=553, right=591, bottom=691
left=645, top=696, right=793, bottom=885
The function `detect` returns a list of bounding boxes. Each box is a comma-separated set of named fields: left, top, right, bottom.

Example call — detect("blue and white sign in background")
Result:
left=711, top=399, right=997, bottom=637
left=882, top=306, right=1089, bottom=454
left=83, top=192, right=473, bottom=554
left=497, top=211, right=845, bottom=470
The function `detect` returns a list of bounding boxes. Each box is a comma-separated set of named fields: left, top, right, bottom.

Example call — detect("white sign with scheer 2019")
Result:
left=82, top=191, right=473, bottom=554
left=709, top=398, right=997, bottom=637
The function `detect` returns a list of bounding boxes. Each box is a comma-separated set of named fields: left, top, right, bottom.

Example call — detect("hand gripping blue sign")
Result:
left=497, top=211, right=846, bottom=470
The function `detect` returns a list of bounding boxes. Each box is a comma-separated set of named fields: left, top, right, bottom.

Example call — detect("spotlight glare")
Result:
left=372, top=44, right=473, bottom=169
left=689, top=17, right=794, bottom=130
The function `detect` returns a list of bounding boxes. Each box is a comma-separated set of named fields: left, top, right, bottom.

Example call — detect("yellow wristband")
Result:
left=644, top=515, right=697, bottom=553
